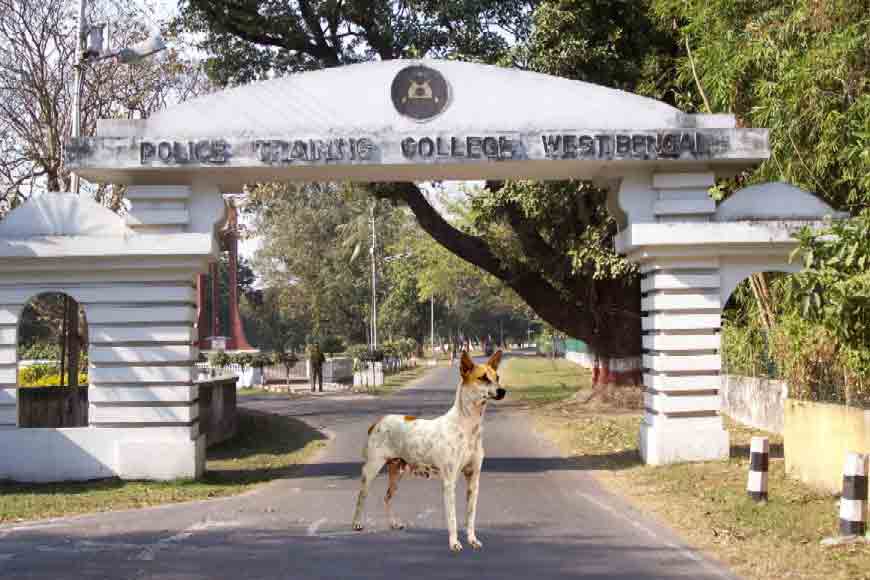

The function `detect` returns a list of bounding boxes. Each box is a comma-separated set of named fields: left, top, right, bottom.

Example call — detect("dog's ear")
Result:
left=486, top=350, right=503, bottom=370
left=460, top=351, right=475, bottom=378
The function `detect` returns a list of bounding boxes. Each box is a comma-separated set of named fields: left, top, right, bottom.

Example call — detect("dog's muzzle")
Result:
left=493, top=388, right=507, bottom=401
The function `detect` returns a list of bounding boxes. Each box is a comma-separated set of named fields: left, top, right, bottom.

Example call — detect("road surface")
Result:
left=0, top=359, right=735, bottom=579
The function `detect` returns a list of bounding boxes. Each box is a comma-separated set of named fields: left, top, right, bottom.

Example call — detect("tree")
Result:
left=0, top=0, right=208, bottom=213
left=648, top=0, right=869, bottom=213
left=246, top=182, right=417, bottom=345
left=240, top=286, right=309, bottom=353
left=384, top=194, right=536, bottom=347
left=175, top=0, right=538, bottom=84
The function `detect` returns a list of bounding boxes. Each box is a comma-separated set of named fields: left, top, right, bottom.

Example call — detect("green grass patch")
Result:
left=237, top=387, right=287, bottom=397
left=500, top=356, right=592, bottom=405
left=366, top=364, right=430, bottom=396
left=0, top=409, right=327, bottom=523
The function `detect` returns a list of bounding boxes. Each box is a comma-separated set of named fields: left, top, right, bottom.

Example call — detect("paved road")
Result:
left=0, top=360, right=736, bottom=579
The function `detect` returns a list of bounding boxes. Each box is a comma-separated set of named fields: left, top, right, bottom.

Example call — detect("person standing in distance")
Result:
left=309, top=342, right=325, bottom=392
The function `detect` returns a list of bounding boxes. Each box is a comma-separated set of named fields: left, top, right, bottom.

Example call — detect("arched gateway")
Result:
left=0, top=60, right=842, bottom=481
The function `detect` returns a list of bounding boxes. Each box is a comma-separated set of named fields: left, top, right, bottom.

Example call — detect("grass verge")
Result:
left=0, top=409, right=327, bottom=524
left=237, top=387, right=287, bottom=397
left=357, top=364, right=430, bottom=396
left=501, top=355, right=870, bottom=580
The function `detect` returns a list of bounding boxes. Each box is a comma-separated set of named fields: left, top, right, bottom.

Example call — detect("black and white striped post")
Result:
left=839, top=452, right=869, bottom=537
left=747, top=436, right=769, bottom=502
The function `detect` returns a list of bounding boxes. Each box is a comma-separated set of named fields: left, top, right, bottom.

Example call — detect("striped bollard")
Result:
left=839, top=452, right=869, bottom=537
left=747, top=436, right=769, bottom=502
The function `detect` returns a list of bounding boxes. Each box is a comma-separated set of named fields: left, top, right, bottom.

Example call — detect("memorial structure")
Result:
left=0, top=59, right=842, bottom=481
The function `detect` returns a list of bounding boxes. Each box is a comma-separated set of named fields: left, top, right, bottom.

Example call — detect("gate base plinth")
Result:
left=639, top=418, right=729, bottom=465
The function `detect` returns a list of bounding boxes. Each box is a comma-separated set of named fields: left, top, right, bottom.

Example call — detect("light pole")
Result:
left=70, top=0, right=165, bottom=194
left=370, top=204, right=377, bottom=349
left=430, top=295, right=435, bottom=357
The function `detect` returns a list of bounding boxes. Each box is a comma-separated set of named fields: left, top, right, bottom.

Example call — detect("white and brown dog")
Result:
left=351, top=350, right=507, bottom=552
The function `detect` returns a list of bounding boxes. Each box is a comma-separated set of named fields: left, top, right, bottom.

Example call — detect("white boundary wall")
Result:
left=720, top=374, right=788, bottom=434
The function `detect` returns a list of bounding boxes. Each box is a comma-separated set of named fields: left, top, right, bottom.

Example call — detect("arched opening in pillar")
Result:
left=721, top=270, right=847, bottom=406
left=16, top=292, right=89, bottom=428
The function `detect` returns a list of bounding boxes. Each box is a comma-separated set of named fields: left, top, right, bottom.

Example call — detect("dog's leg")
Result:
left=384, top=460, right=405, bottom=530
left=352, top=457, right=384, bottom=531
left=463, top=457, right=484, bottom=549
left=442, top=472, right=462, bottom=552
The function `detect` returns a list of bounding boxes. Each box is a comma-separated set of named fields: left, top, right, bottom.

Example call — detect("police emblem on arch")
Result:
left=391, top=65, right=450, bottom=121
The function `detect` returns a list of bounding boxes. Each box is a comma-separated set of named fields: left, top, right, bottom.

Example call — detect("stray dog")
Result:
left=351, top=350, right=507, bottom=552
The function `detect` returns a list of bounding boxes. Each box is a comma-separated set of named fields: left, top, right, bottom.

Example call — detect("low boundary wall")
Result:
left=18, top=386, right=88, bottom=428
left=720, top=375, right=788, bottom=434
left=197, top=376, right=238, bottom=447
left=785, top=400, right=870, bottom=493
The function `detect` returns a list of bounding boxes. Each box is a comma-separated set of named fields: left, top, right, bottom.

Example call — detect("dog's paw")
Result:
left=390, top=520, right=405, bottom=530
left=449, top=540, right=463, bottom=553
left=352, top=522, right=364, bottom=531
left=468, top=537, right=483, bottom=550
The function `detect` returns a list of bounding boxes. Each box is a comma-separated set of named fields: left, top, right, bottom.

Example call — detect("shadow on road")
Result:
left=1, top=523, right=727, bottom=580
left=292, top=452, right=642, bottom=481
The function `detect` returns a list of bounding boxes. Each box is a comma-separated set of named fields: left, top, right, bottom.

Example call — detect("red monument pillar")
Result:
left=194, top=199, right=254, bottom=351
left=224, top=225, right=253, bottom=351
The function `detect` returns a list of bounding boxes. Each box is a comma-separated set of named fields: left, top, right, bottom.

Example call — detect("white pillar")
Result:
left=639, top=257, right=729, bottom=464
left=0, top=306, right=18, bottom=428
left=617, top=171, right=730, bottom=464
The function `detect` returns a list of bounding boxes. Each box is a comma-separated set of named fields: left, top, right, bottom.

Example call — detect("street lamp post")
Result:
left=69, top=0, right=165, bottom=194
left=370, top=204, right=377, bottom=350
left=70, top=0, right=88, bottom=194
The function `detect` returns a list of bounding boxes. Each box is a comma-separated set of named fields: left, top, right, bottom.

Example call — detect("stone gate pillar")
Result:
left=615, top=173, right=845, bottom=464
left=617, top=172, right=729, bottom=464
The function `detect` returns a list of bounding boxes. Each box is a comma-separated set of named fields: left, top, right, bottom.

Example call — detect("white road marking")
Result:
left=0, top=522, right=66, bottom=539
left=306, top=518, right=328, bottom=536
left=576, top=492, right=732, bottom=579
left=133, top=520, right=240, bottom=561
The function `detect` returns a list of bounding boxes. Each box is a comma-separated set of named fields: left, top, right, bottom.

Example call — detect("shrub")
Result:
left=318, top=336, right=345, bottom=356
left=359, top=349, right=384, bottom=363
left=209, top=351, right=232, bottom=369
left=18, top=363, right=58, bottom=385
left=18, top=343, right=60, bottom=361
left=249, top=353, right=272, bottom=368
left=271, top=350, right=299, bottom=373
left=231, top=352, right=253, bottom=367
left=19, top=371, right=88, bottom=387
left=346, top=344, right=368, bottom=361
left=790, top=211, right=870, bottom=399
